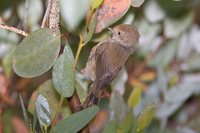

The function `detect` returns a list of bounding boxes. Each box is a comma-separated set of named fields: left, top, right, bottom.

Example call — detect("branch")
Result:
left=41, top=0, right=52, bottom=28
left=0, top=24, right=29, bottom=37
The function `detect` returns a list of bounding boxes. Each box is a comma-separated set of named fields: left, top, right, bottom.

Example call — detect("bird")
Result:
left=82, top=24, right=140, bottom=107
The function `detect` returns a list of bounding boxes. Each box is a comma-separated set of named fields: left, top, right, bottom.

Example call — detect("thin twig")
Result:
left=41, top=0, right=53, bottom=28
left=52, top=96, right=64, bottom=126
left=73, top=34, right=85, bottom=69
left=0, top=24, right=28, bottom=37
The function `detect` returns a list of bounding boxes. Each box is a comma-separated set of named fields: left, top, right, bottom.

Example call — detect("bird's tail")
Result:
left=83, top=83, right=102, bottom=108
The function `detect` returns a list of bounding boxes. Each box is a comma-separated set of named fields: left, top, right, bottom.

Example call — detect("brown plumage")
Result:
left=82, top=24, right=140, bottom=107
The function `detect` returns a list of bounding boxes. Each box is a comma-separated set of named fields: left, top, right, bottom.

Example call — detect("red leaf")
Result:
left=12, top=117, right=29, bottom=133
left=95, top=0, right=131, bottom=33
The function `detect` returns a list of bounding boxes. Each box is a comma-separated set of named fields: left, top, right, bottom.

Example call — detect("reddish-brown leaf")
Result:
left=12, top=116, right=29, bottom=133
left=0, top=74, right=7, bottom=97
left=95, top=0, right=131, bottom=33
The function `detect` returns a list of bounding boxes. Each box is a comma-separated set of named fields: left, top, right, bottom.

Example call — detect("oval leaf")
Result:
left=60, top=0, right=90, bottom=31
left=52, top=44, right=75, bottom=97
left=131, top=0, right=145, bottom=7
left=13, top=28, right=60, bottom=78
left=91, top=0, right=103, bottom=9
left=136, top=106, right=155, bottom=133
left=28, top=80, right=71, bottom=120
left=95, top=0, right=131, bottom=33
left=63, top=44, right=74, bottom=63
left=128, top=87, right=142, bottom=108
left=35, top=95, right=51, bottom=127
left=52, top=106, right=99, bottom=133
left=83, top=9, right=98, bottom=44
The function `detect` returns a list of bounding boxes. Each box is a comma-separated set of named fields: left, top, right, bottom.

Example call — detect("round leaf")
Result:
left=52, top=45, right=75, bottom=97
left=13, top=28, right=61, bottom=78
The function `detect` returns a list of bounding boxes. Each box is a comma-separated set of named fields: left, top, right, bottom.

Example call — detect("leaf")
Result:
left=110, top=91, right=128, bottom=122
left=144, top=0, right=165, bottom=23
left=136, top=106, right=155, bottom=133
left=63, top=44, right=74, bottom=63
left=60, top=0, right=90, bottom=31
left=35, top=95, right=51, bottom=127
left=103, top=121, right=117, bottom=133
left=95, top=0, right=131, bottom=33
left=180, top=53, right=200, bottom=72
left=17, top=0, right=43, bottom=28
left=75, top=80, right=87, bottom=103
left=118, top=111, right=135, bottom=133
left=28, top=80, right=71, bottom=120
left=83, top=9, right=98, bottom=44
left=2, top=109, right=14, bottom=133
left=128, top=87, right=142, bottom=108
left=149, top=39, right=179, bottom=68
left=52, top=45, right=75, bottom=97
left=12, top=28, right=60, bottom=78
left=156, top=81, right=200, bottom=118
left=52, top=106, right=99, bottom=133
left=12, top=117, right=29, bottom=133
left=164, top=12, right=194, bottom=39
left=19, top=93, right=29, bottom=127
left=2, top=48, right=15, bottom=79
left=131, top=0, right=145, bottom=7
left=111, top=67, right=128, bottom=95
left=91, top=0, right=103, bottom=9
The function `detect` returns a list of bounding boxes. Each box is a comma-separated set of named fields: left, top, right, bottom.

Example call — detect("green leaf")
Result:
left=128, top=87, right=142, bottom=109
left=19, top=93, right=29, bottom=127
left=52, top=45, right=75, bottom=97
left=149, top=39, right=179, bottom=68
left=83, top=9, right=98, bottom=44
left=118, top=111, right=135, bottom=133
left=60, top=0, right=90, bottom=31
left=180, top=53, right=200, bottom=71
left=91, top=0, right=103, bottom=9
left=131, top=0, right=145, bottom=7
left=2, top=48, right=15, bottom=79
left=63, top=44, right=74, bottom=63
left=75, top=80, right=87, bottom=103
left=136, top=106, right=155, bottom=133
left=12, top=28, right=60, bottom=78
left=103, top=121, right=117, bottom=133
left=164, top=12, right=194, bottom=39
left=28, top=80, right=71, bottom=120
left=52, top=106, right=99, bottom=133
left=35, top=95, right=51, bottom=127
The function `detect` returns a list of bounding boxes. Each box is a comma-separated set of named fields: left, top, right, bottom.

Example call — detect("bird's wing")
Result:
left=81, top=39, right=112, bottom=81
left=95, top=41, right=129, bottom=89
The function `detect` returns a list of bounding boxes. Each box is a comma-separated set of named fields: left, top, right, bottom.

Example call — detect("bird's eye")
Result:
left=118, top=31, right=121, bottom=35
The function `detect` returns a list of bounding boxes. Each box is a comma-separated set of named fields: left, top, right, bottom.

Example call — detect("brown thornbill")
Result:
left=82, top=24, right=140, bottom=107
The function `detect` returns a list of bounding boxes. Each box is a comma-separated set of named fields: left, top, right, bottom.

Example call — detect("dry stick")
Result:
left=41, top=0, right=53, bottom=28
left=0, top=24, right=28, bottom=37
